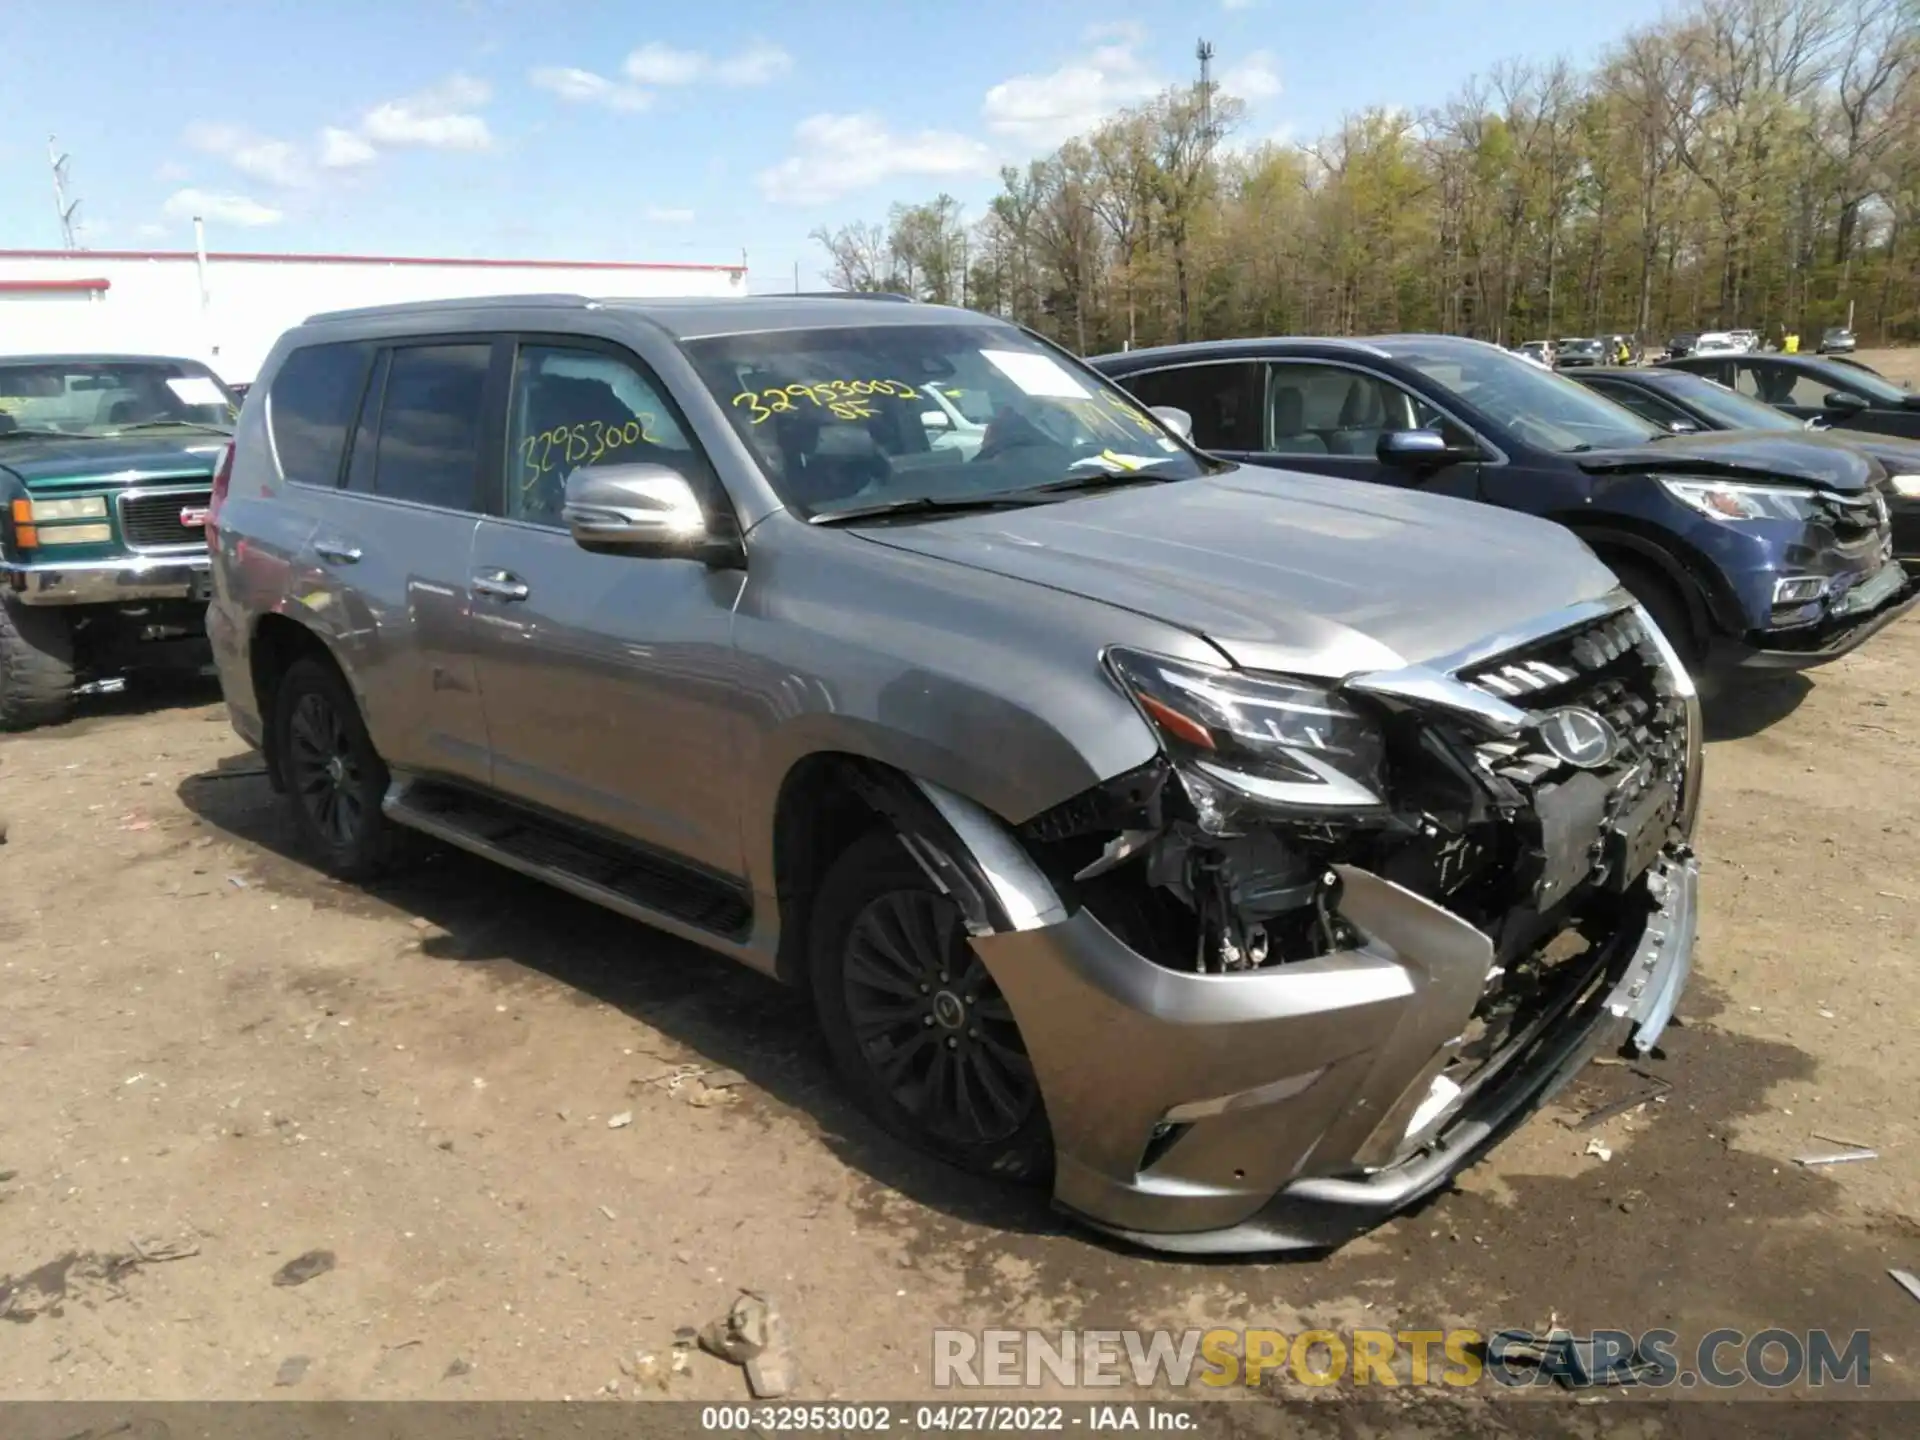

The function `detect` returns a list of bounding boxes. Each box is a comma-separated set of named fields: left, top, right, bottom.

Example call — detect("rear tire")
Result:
left=0, top=596, right=76, bottom=732
left=272, top=655, right=395, bottom=880
left=809, top=828, right=1053, bottom=1183
left=1607, top=555, right=1702, bottom=671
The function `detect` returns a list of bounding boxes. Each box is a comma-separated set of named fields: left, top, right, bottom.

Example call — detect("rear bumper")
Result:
left=972, top=849, right=1698, bottom=1254
left=2, top=553, right=210, bottom=607
left=1718, top=570, right=1919, bottom=672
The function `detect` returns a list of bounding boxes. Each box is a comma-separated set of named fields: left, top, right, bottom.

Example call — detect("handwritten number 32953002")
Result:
left=518, top=416, right=661, bottom=492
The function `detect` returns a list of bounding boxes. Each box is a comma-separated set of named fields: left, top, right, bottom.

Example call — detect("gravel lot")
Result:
left=1, top=352, right=1916, bottom=1407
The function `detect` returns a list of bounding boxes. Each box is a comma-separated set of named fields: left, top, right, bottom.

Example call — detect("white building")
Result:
left=0, top=246, right=749, bottom=385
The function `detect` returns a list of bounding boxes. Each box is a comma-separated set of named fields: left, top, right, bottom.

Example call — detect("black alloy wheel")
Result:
left=842, top=888, right=1038, bottom=1149
left=272, top=656, right=394, bottom=879
left=810, top=828, right=1052, bottom=1181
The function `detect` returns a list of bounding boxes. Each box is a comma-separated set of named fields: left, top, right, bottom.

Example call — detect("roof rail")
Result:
left=788, top=290, right=916, bottom=303
left=304, top=293, right=591, bottom=323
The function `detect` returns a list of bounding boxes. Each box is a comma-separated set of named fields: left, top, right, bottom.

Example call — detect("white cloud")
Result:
left=623, top=38, right=791, bottom=88
left=713, top=41, right=792, bottom=86
left=758, top=112, right=994, bottom=206
left=982, top=36, right=1162, bottom=147
left=646, top=205, right=695, bottom=224
left=360, top=75, right=494, bottom=151
left=162, top=188, right=283, bottom=228
left=319, top=126, right=378, bottom=169
left=1221, top=51, right=1282, bottom=103
left=154, top=160, right=191, bottom=183
left=531, top=65, right=652, bottom=111
left=1084, top=20, right=1147, bottom=46
left=183, top=122, right=311, bottom=188
left=136, top=221, right=169, bottom=240
left=624, top=42, right=705, bottom=86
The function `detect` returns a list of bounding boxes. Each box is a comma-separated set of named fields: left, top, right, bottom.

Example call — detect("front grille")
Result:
left=1820, top=490, right=1887, bottom=550
left=117, top=489, right=212, bottom=551
left=1460, top=608, right=1686, bottom=791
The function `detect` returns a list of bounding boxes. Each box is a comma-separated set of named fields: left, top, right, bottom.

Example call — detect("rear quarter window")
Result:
left=267, top=342, right=373, bottom=487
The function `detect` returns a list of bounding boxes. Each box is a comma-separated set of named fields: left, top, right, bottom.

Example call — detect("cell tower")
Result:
left=49, top=136, right=82, bottom=250
left=1196, top=39, right=1217, bottom=155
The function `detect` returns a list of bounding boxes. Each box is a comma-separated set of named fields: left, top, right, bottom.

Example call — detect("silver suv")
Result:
left=207, top=296, right=1701, bottom=1253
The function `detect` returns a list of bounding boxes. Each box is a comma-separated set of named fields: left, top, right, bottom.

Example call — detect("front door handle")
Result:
left=472, top=570, right=531, bottom=602
left=314, top=538, right=362, bottom=565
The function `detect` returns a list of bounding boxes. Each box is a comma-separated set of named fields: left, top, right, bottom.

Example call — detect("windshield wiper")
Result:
left=810, top=493, right=1056, bottom=525
left=107, top=420, right=234, bottom=436
left=0, top=427, right=83, bottom=441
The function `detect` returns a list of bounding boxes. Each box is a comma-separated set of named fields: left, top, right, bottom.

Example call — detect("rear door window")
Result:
left=1119, top=363, right=1261, bottom=450
left=1586, top=379, right=1688, bottom=427
left=366, top=344, right=492, bottom=511
left=267, top=342, right=373, bottom=487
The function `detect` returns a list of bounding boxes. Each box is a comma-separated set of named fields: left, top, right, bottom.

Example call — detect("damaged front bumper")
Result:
left=1721, top=564, right=1919, bottom=672
left=971, top=847, right=1696, bottom=1254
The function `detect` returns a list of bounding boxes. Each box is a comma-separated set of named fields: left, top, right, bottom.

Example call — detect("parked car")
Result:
left=1514, top=340, right=1555, bottom=368
left=1569, top=365, right=1920, bottom=570
left=1094, top=334, right=1914, bottom=678
left=210, top=295, right=1701, bottom=1254
left=1661, top=350, right=1920, bottom=440
left=1667, top=333, right=1700, bottom=358
left=0, top=353, right=233, bottom=729
left=1690, top=332, right=1741, bottom=356
left=1554, top=337, right=1606, bottom=368
left=1728, top=329, right=1761, bottom=354
left=1819, top=327, right=1857, bottom=355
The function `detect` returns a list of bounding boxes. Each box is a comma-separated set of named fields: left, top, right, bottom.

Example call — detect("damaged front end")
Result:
left=965, top=595, right=1700, bottom=1252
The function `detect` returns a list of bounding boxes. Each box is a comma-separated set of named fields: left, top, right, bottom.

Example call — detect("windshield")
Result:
left=1396, top=343, right=1664, bottom=453
left=683, top=323, right=1216, bottom=519
left=1655, top=373, right=1800, bottom=431
left=0, top=358, right=236, bottom=438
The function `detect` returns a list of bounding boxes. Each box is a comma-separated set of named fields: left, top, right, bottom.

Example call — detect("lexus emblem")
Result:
left=1537, top=706, right=1619, bottom=769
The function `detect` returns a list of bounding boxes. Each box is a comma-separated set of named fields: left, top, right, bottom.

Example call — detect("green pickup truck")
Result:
left=0, top=354, right=236, bottom=730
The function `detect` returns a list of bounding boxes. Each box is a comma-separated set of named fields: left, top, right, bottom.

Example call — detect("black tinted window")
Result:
left=371, top=345, right=490, bottom=510
left=268, top=343, right=371, bottom=487
left=1120, top=363, right=1260, bottom=449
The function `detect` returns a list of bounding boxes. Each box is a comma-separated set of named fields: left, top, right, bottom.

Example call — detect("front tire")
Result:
left=809, top=828, right=1052, bottom=1183
left=273, top=656, right=394, bottom=879
left=0, top=596, right=76, bottom=732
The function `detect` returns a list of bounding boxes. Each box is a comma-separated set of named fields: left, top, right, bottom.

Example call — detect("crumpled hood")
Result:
left=0, top=434, right=226, bottom=491
left=1578, top=429, right=1877, bottom=491
left=858, top=466, right=1621, bottom=675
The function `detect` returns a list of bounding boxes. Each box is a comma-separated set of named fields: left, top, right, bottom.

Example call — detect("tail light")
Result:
left=206, top=440, right=235, bottom=547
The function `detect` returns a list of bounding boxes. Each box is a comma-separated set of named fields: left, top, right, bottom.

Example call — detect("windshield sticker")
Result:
left=981, top=350, right=1090, bottom=400
left=730, top=379, right=921, bottom=425
left=165, top=376, right=229, bottom=407
left=517, top=416, right=660, bottom=492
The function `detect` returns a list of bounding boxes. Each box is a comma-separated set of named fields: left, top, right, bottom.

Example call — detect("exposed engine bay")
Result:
left=1017, top=608, right=1694, bottom=1070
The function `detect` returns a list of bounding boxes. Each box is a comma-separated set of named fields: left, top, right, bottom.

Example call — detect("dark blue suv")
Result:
left=1093, top=335, right=1916, bottom=679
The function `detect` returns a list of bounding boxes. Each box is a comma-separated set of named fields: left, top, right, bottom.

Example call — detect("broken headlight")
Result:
left=1105, top=647, right=1387, bottom=816
left=1659, top=477, right=1821, bottom=521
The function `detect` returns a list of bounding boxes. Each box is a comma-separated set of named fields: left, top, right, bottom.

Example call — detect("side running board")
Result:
left=383, top=778, right=753, bottom=942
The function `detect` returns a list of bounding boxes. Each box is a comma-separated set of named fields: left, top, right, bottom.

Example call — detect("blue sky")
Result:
left=1, top=0, right=1673, bottom=290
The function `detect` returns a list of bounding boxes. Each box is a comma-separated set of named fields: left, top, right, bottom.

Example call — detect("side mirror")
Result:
left=563, top=463, right=734, bottom=564
left=1667, top=419, right=1701, bottom=434
left=921, top=409, right=953, bottom=429
left=1824, top=390, right=1869, bottom=414
left=1149, top=405, right=1194, bottom=442
left=1377, top=428, right=1471, bottom=468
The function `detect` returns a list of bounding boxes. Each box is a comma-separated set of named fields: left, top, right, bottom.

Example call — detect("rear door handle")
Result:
left=472, top=570, right=530, bottom=602
left=314, top=539, right=362, bottom=565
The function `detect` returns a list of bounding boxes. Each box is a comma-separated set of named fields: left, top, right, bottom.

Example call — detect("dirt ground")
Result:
left=2, top=357, right=1917, bottom=1408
